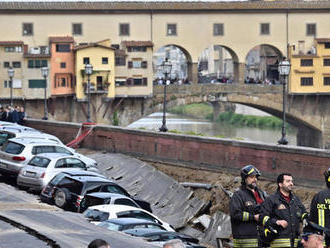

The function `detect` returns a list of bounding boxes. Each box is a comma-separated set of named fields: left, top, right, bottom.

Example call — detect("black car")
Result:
left=40, top=170, right=151, bottom=212
left=124, top=228, right=206, bottom=248
left=97, top=218, right=166, bottom=232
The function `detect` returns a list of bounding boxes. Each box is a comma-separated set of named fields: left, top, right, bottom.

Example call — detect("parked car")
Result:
left=97, top=218, right=166, bottom=232
left=40, top=170, right=151, bottom=212
left=83, top=204, right=174, bottom=231
left=17, top=153, right=99, bottom=191
left=124, top=228, right=206, bottom=248
left=79, top=192, right=141, bottom=213
left=0, top=137, right=96, bottom=177
left=0, top=121, right=21, bottom=127
left=0, top=126, right=62, bottom=147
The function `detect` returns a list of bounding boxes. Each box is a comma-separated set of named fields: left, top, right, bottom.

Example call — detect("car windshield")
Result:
left=2, top=141, right=25, bottom=154
left=28, top=156, right=51, bottom=168
left=98, top=221, right=121, bottom=231
left=83, top=209, right=109, bottom=222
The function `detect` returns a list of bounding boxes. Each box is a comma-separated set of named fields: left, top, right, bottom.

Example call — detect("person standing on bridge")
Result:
left=230, top=164, right=267, bottom=248
left=260, top=173, right=308, bottom=248
left=308, top=168, right=330, bottom=247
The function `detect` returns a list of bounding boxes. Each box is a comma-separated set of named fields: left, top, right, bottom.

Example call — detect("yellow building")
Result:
left=74, top=39, right=115, bottom=100
left=289, top=38, right=330, bottom=94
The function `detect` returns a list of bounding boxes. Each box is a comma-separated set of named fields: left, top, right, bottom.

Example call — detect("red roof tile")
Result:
left=0, top=41, right=24, bottom=46
left=49, top=36, right=74, bottom=43
left=122, top=41, right=153, bottom=47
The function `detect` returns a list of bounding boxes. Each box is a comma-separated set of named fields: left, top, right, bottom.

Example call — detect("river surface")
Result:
left=127, top=112, right=298, bottom=145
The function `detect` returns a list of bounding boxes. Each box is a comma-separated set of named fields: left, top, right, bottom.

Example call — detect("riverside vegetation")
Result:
left=169, top=103, right=290, bottom=129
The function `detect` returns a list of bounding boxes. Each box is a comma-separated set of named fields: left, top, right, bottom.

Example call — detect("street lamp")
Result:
left=278, top=58, right=291, bottom=145
left=159, top=58, right=172, bottom=132
left=41, top=67, right=49, bottom=120
left=7, top=67, right=14, bottom=107
left=85, top=64, right=93, bottom=123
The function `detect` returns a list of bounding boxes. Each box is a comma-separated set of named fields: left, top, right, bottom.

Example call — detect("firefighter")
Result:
left=229, top=164, right=267, bottom=248
left=260, top=173, right=308, bottom=248
left=308, top=167, right=330, bottom=247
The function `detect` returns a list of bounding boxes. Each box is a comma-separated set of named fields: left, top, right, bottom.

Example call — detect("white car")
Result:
left=83, top=204, right=175, bottom=232
left=17, top=153, right=99, bottom=191
left=0, top=137, right=97, bottom=177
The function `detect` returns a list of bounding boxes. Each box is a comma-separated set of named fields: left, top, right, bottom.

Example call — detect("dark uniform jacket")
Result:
left=309, top=188, right=330, bottom=246
left=260, top=190, right=307, bottom=247
left=230, top=185, right=266, bottom=239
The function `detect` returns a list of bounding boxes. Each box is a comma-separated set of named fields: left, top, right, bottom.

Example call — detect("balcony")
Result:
left=83, top=82, right=110, bottom=94
left=24, top=46, right=50, bottom=58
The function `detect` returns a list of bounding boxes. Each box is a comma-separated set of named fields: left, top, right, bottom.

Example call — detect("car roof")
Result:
left=103, top=218, right=157, bottom=225
left=7, top=137, right=60, bottom=145
left=0, top=121, right=19, bottom=127
left=124, top=228, right=168, bottom=236
left=85, top=192, right=131, bottom=199
left=89, top=204, right=143, bottom=212
left=0, top=126, right=38, bottom=133
left=32, top=153, right=75, bottom=159
left=61, top=170, right=108, bottom=181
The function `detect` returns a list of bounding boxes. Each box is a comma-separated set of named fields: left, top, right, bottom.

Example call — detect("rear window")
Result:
left=0, top=132, right=15, bottom=146
left=2, top=141, right=25, bottom=154
left=83, top=209, right=109, bottom=222
left=57, top=177, right=83, bottom=195
left=98, top=221, right=121, bottom=231
left=28, top=156, right=51, bottom=168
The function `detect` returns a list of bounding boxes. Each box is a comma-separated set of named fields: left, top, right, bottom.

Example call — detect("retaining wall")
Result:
left=26, top=119, right=330, bottom=188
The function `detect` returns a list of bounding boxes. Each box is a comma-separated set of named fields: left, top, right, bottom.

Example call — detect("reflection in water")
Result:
left=127, top=112, right=297, bottom=145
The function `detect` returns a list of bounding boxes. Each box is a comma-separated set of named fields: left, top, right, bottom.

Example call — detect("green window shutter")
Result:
left=28, top=60, right=34, bottom=68
left=29, top=79, right=46, bottom=88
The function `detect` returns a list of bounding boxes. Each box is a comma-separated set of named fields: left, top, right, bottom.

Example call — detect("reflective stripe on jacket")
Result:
left=233, top=238, right=258, bottom=248
left=270, top=238, right=299, bottom=248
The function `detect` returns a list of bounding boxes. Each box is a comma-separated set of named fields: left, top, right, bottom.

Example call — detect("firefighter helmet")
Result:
left=324, top=167, right=330, bottom=187
left=241, top=165, right=261, bottom=182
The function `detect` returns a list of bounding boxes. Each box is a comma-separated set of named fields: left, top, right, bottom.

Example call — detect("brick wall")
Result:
left=27, top=119, right=330, bottom=187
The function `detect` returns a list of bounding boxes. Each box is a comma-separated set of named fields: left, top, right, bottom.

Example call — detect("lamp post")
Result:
left=85, top=64, right=93, bottom=123
left=41, top=67, right=49, bottom=120
left=159, top=58, right=172, bottom=132
left=7, top=67, right=14, bottom=107
left=278, top=58, right=291, bottom=145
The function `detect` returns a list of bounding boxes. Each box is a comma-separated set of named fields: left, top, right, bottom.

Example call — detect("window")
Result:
left=213, top=23, right=224, bottom=36
left=300, top=77, right=313, bottom=86
left=127, top=46, right=147, bottom=52
left=260, top=23, right=270, bottom=35
left=115, top=56, right=126, bottom=66
left=325, top=43, right=330, bottom=49
left=83, top=57, right=90, bottom=64
left=60, top=62, right=66, bottom=68
left=324, top=59, right=330, bottom=66
left=102, top=57, right=108, bottom=64
left=72, top=23, right=82, bottom=35
left=324, top=77, right=330, bottom=85
left=5, top=46, right=22, bottom=53
left=300, top=59, right=313, bottom=66
left=3, top=62, right=10, bottom=68
left=115, top=78, right=126, bottom=86
left=61, top=78, right=66, bottom=87
left=12, top=62, right=21, bottom=68
left=28, top=60, right=47, bottom=68
left=306, top=23, right=316, bottom=36
left=132, top=61, right=142, bottom=68
left=167, top=24, right=177, bottom=36
left=66, top=158, right=86, bottom=169
left=56, top=44, right=71, bottom=52
left=28, top=79, right=46, bottom=88
left=119, top=23, right=129, bottom=36
left=23, top=23, right=33, bottom=36
left=133, top=78, right=142, bottom=85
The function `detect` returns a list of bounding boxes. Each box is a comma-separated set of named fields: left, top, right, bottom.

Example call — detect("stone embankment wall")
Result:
left=27, top=119, right=330, bottom=188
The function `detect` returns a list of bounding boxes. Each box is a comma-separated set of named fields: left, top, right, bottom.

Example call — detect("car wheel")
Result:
left=54, top=188, right=71, bottom=209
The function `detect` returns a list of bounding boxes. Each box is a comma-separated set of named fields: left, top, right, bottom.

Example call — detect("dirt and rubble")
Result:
left=146, top=160, right=320, bottom=216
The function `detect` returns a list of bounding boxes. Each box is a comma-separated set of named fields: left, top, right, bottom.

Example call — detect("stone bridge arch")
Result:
left=152, top=84, right=324, bottom=148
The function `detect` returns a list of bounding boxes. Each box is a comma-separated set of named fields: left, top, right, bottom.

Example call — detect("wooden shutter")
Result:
left=128, top=61, right=133, bottom=68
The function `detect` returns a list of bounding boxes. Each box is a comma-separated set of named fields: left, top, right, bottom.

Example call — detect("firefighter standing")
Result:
left=229, top=165, right=267, bottom=248
left=260, top=173, right=308, bottom=248
left=309, top=168, right=330, bottom=247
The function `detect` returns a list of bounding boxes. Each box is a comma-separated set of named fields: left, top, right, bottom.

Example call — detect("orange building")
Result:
left=49, top=36, right=75, bottom=96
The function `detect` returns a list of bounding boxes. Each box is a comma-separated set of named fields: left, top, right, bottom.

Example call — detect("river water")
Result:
left=127, top=112, right=298, bottom=145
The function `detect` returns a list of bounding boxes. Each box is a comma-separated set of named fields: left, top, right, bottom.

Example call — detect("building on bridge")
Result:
left=290, top=38, right=330, bottom=94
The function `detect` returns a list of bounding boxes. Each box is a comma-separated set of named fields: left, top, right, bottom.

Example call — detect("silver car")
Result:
left=17, top=153, right=99, bottom=191
left=0, top=137, right=97, bottom=177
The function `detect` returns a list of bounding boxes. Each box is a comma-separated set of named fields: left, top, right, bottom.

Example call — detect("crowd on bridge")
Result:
left=0, top=105, right=26, bottom=124
left=230, top=164, right=329, bottom=248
